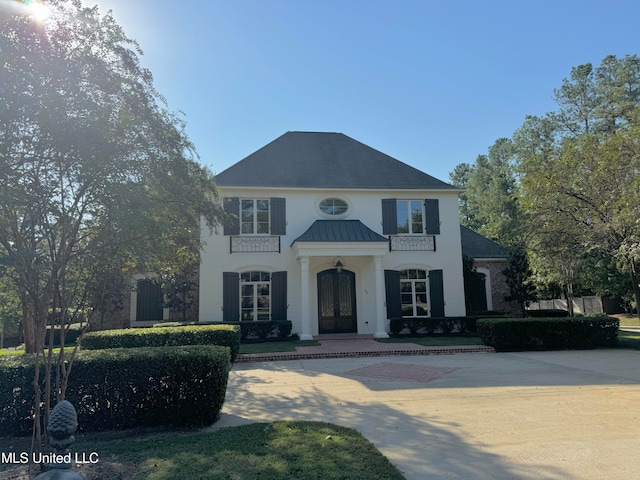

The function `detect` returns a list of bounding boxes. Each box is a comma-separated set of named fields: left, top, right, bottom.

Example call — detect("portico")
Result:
left=291, top=220, right=389, bottom=340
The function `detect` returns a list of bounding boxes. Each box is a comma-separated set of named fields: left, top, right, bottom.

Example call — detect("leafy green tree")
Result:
left=576, top=253, right=635, bottom=307
left=449, top=163, right=477, bottom=229
left=0, top=0, right=223, bottom=444
left=0, top=266, right=22, bottom=348
left=519, top=115, right=640, bottom=317
left=451, top=138, right=522, bottom=247
left=552, top=54, right=640, bottom=136
left=161, top=245, right=200, bottom=323
left=502, top=245, right=537, bottom=317
left=461, top=256, right=487, bottom=314
left=514, top=56, right=640, bottom=316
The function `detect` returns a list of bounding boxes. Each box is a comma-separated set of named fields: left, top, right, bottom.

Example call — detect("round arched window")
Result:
left=319, top=198, right=349, bottom=216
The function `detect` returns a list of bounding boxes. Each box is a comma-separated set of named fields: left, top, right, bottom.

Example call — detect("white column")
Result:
left=373, top=255, right=389, bottom=338
left=299, top=256, right=313, bottom=340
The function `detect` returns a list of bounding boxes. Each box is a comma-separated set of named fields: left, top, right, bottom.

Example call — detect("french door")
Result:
left=317, top=269, right=357, bottom=333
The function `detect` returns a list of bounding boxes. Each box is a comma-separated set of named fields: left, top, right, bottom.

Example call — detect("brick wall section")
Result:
left=475, top=260, right=520, bottom=316
left=91, top=301, right=130, bottom=331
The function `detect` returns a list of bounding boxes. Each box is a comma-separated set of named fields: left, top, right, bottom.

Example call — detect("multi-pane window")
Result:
left=240, top=271, right=270, bottom=321
left=241, top=199, right=270, bottom=234
left=396, top=200, right=424, bottom=234
left=400, top=269, right=428, bottom=317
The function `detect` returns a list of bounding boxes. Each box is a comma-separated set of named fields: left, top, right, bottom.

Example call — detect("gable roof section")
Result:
left=293, top=220, right=388, bottom=244
left=216, top=131, right=458, bottom=190
left=460, top=226, right=508, bottom=259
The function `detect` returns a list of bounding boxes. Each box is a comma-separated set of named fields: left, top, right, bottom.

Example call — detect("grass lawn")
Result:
left=617, top=314, right=640, bottom=327
left=0, top=349, right=24, bottom=357
left=617, top=331, right=640, bottom=350
left=1, top=421, right=405, bottom=480
left=377, top=335, right=485, bottom=347
left=239, top=340, right=319, bottom=354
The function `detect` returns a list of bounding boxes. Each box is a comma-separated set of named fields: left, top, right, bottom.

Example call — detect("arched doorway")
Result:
left=317, top=269, right=357, bottom=333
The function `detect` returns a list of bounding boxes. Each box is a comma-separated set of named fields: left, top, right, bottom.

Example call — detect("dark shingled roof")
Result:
left=216, top=132, right=457, bottom=190
left=293, top=220, right=389, bottom=244
left=460, top=226, right=508, bottom=259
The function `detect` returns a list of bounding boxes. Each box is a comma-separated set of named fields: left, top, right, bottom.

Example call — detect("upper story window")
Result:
left=241, top=199, right=270, bottom=234
left=224, top=197, right=286, bottom=237
left=319, top=198, right=349, bottom=216
left=396, top=200, right=424, bottom=234
left=382, top=198, right=440, bottom=237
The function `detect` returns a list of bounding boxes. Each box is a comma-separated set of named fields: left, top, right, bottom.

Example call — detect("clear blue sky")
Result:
left=91, top=0, right=639, bottom=183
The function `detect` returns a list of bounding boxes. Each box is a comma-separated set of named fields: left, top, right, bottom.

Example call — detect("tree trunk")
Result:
left=22, top=303, right=35, bottom=353
left=565, top=283, right=575, bottom=317
left=630, top=260, right=640, bottom=320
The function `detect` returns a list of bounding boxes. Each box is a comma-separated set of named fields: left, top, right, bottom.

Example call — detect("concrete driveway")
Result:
left=213, top=349, right=640, bottom=480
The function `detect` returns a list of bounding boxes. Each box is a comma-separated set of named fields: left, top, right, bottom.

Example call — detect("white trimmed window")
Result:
left=240, top=271, right=270, bottom=321
left=241, top=199, right=270, bottom=234
left=400, top=269, right=428, bottom=317
left=396, top=200, right=424, bottom=234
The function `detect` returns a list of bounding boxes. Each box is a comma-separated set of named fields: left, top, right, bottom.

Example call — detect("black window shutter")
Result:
left=429, top=269, right=445, bottom=317
left=136, top=279, right=163, bottom=321
left=222, top=272, right=240, bottom=321
left=424, top=199, right=440, bottom=234
left=384, top=270, right=402, bottom=319
left=270, top=198, right=286, bottom=235
left=271, top=271, right=287, bottom=320
left=223, top=197, right=240, bottom=235
left=382, top=199, right=397, bottom=235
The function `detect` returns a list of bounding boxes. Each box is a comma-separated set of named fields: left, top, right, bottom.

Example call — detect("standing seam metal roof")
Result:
left=292, top=220, right=389, bottom=244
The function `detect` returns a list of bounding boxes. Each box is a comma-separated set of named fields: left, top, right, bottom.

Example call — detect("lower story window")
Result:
left=400, top=269, right=428, bottom=317
left=240, top=271, right=270, bottom=321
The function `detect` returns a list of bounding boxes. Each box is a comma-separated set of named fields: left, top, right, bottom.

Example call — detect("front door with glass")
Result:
left=317, top=269, right=357, bottom=334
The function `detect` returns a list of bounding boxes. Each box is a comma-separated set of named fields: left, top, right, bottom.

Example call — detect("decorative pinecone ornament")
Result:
left=35, top=400, right=84, bottom=480
left=47, top=400, right=78, bottom=451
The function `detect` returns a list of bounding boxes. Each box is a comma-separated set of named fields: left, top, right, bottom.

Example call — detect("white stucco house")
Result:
left=198, top=131, right=472, bottom=340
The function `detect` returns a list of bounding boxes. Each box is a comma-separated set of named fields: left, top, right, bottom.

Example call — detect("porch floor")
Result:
left=236, top=335, right=494, bottom=363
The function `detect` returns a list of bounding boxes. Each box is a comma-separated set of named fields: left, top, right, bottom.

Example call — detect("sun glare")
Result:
left=25, top=0, right=51, bottom=22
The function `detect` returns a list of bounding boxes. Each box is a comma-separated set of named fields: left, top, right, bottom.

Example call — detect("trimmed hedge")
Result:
left=45, top=324, right=84, bottom=346
left=526, top=309, right=570, bottom=318
left=81, top=324, right=241, bottom=361
left=389, top=317, right=483, bottom=336
left=0, top=345, right=231, bottom=436
left=221, top=320, right=293, bottom=342
left=477, top=316, right=619, bottom=351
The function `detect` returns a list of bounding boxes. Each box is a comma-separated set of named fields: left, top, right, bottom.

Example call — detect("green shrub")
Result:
left=526, top=309, right=570, bottom=317
left=221, top=320, right=292, bottom=342
left=0, top=345, right=231, bottom=436
left=44, top=324, right=84, bottom=346
left=477, top=316, right=619, bottom=351
left=389, top=317, right=481, bottom=336
left=81, top=324, right=240, bottom=361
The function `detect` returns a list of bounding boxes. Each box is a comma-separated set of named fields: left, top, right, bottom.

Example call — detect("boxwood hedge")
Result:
left=221, top=320, right=292, bottom=342
left=81, top=324, right=240, bottom=361
left=389, top=316, right=497, bottom=335
left=477, top=316, right=619, bottom=351
left=0, top=345, right=231, bottom=436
